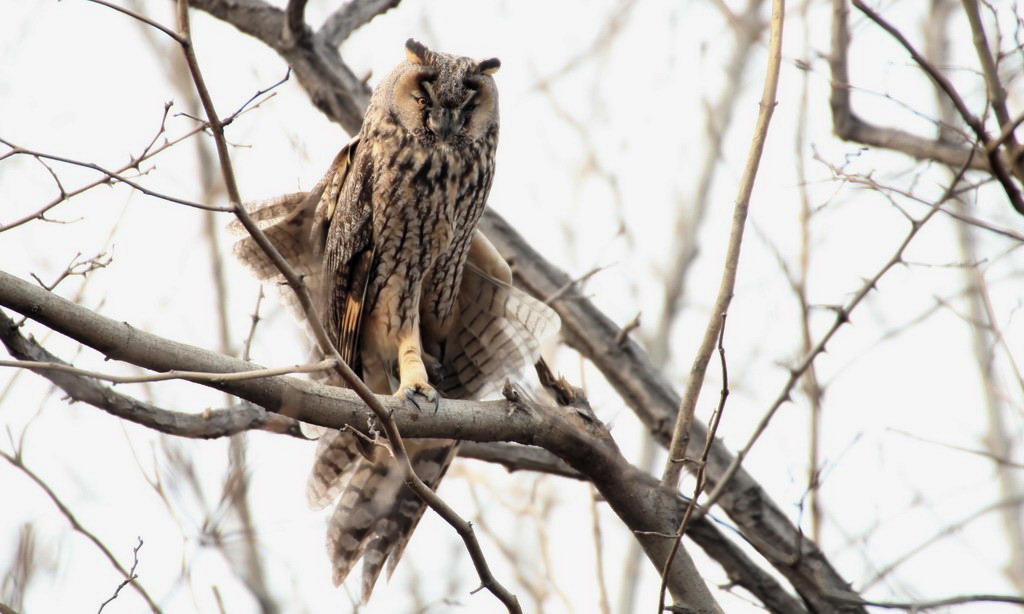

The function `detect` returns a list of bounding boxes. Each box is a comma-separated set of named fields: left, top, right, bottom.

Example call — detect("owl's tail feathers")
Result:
left=326, top=458, right=402, bottom=586
left=306, top=429, right=366, bottom=510
left=358, top=442, right=457, bottom=602
left=318, top=442, right=456, bottom=600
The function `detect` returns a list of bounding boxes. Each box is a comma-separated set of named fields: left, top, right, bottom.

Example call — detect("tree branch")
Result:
left=0, top=449, right=162, bottom=613
left=318, top=0, right=401, bottom=49
left=479, top=210, right=866, bottom=613
left=0, top=309, right=305, bottom=439
left=186, top=0, right=370, bottom=134
left=850, top=0, right=1024, bottom=215
left=0, top=269, right=723, bottom=611
left=698, top=150, right=975, bottom=514
left=660, top=0, right=785, bottom=490
left=828, top=0, right=987, bottom=171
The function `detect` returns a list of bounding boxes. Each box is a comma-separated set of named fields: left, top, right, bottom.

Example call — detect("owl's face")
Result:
left=387, top=39, right=500, bottom=148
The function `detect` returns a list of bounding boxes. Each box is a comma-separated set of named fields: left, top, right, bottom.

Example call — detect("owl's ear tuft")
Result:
left=477, top=57, right=501, bottom=75
left=405, top=39, right=430, bottom=65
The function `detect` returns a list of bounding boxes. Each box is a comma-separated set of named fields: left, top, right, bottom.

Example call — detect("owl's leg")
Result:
left=394, top=326, right=439, bottom=412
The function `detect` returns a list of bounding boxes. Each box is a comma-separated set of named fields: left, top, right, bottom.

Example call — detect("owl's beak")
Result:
left=429, top=108, right=457, bottom=141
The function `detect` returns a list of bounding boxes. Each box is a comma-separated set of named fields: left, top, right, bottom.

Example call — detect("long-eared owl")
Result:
left=231, top=39, right=559, bottom=600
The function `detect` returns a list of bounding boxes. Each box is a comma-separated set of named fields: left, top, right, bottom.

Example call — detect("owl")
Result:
left=231, top=39, right=559, bottom=600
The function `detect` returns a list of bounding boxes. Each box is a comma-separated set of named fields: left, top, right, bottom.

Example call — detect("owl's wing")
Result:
left=436, top=243, right=562, bottom=400
left=228, top=137, right=362, bottom=319
left=316, top=138, right=374, bottom=371
left=229, top=190, right=324, bottom=318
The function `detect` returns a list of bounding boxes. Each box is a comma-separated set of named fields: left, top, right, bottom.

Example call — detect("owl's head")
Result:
left=383, top=39, right=500, bottom=147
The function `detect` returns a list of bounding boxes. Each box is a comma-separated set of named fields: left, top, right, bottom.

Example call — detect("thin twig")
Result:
left=826, top=591, right=1024, bottom=610
left=0, top=95, right=273, bottom=233
left=83, top=0, right=185, bottom=43
left=241, top=286, right=265, bottom=363
left=699, top=149, right=977, bottom=514
left=0, top=139, right=231, bottom=213
left=590, top=488, right=611, bottom=614
left=0, top=450, right=162, bottom=613
left=660, top=0, right=785, bottom=489
left=658, top=315, right=731, bottom=613
left=0, top=358, right=337, bottom=384
left=97, top=537, right=144, bottom=613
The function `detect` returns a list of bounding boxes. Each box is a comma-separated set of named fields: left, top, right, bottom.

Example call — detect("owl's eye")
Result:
left=414, top=95, right=429, bottom=107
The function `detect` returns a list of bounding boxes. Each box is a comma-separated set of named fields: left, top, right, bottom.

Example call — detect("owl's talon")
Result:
left=404, top=387, right=422, bottom=411
left=396, top=382, right=437, bottom=412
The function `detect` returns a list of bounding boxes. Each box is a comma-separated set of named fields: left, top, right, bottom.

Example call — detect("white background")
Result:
left=2, top=0, right=1023, bottom=612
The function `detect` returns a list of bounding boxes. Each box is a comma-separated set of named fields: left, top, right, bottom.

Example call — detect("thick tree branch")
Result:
left=0, top=270, right=721, bottom=610
left=318, top=0, right=401, bottom=49
left=0, top=309, right=304, bottom=439
left=458, top=442, right=582, bottom=480
left=187, top=0, right=370, bottom=134
left=480, top=210, right=865, bottom=614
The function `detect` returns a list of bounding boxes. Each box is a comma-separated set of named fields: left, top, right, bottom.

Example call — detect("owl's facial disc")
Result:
left=392, top=53, right=497, bottom=146
left=409, top=81, right=474, bottom=143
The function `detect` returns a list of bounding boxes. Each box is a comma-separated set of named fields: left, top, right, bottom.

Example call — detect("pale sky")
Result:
left=2, top=0, right=1023, bottom=612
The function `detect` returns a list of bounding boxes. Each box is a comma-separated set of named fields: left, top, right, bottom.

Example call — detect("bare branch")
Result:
left=659, top=315, right=732, bottom=612
left=0, top=92, right=273, bottom=233
left=828, top=0, right=987, bottom=171
left=699, top=147, right=976, bottom=515
left=0, top=139, right=231, bottom=213
left=187, top=0, right=370, bottom=134
left=0, top=450, right=161, bottom=613
left=660, top=0, right=785, bottom=490
left=479, top=210, right=866, bottom=613
left=0, top=309, right=305, bottom=439
left=458, top=442, right=583, bottom=480
left=84, top=0, right=185, bottom=44
left=851, top=0, right=1024, bottom=214
left=282, top=0, right=309, bottom=48
left=0, top=358, right=337, bottom=385
left=961, top=0, right=1020, bottom=167
left=826, top=592, right=1024, bottom=611
left=97, top=537, right=144, bottom=614
left=318, top=0, right=401, bottom=48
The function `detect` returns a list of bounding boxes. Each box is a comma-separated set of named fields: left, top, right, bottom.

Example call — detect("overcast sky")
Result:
left=2, top=1, right=1023, bottom=612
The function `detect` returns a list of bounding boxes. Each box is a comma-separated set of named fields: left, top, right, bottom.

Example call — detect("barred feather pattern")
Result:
left=231, top=191, right=560, bottom=599
left=228, top=191, right=326, bottom=338
left=438, top=264, right=560, bottom=399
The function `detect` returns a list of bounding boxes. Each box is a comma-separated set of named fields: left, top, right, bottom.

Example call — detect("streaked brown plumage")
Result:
left=231, top=39, right=559, bottom=601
